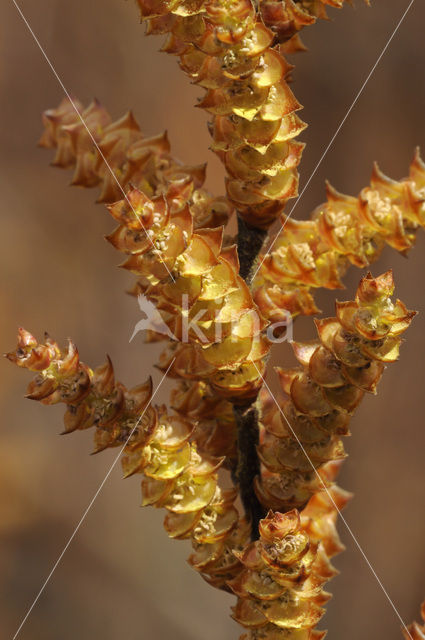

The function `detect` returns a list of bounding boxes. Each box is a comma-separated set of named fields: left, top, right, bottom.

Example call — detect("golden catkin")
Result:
left=255, top=271, right=415, bottom=511
left=228, top=509, right=329, bottom=640
left=136, top=0, right=307, bottom=229
left=253, top=153, right=425, bottom=323
left=7, top=0, right=423, bottom=636
left=106, top=187, right=270, bottom=401
left=39, top=96, right=231, bottom=229
left=5, top=329, right=249, bottom=590
left=39, top=96, right=271, bottom=400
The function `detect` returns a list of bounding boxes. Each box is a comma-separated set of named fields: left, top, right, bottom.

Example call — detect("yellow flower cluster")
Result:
left=5, top=329, right=249, bottom=590
left=39, top=96, right=230, bottom=229
left=229, top=509, right=330, bottom=640
left=255, top=271, right=415, bottom=512
left=253, top=153, right=425, bottom=323
left=40, top=96, right=270, bottom=401
left=136, top=0, right=307, bottom=229
left=6, top=325, right=354, bottom=634
left=106, top=186, right=269, bottom=401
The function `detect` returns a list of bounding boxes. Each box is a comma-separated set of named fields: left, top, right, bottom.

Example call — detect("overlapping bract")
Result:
left=255, top=271, right=415, bottom=512
left=229, top=509, right=334, bottom=640
left=259, top=0, right=368, bottom=50
left=5, top=329, right=249, bottom=589
left=107, top=186, right=270, bottom=400
left=171, top=380, right=238, bottom=464
left=137, top=0, right=307, bottom=229
left=39, top=96, right=230, bottom=229
left=404, top=601, right=425, bottom=640
left=253, top=153, right=425, bottom=323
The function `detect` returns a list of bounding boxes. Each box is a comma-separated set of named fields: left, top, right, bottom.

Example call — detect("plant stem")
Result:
left=236, top=214, right=267, bottom=284
left=232, top=213, right=269, bottom=538
left=233, top=401, right=267, bottom=541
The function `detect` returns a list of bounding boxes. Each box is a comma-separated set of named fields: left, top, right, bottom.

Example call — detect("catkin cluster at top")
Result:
left=137, top=0, right=307, bottom=229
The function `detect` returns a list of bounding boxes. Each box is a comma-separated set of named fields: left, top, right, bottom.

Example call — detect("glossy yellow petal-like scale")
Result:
left=164, top=473, right=217, bottom=513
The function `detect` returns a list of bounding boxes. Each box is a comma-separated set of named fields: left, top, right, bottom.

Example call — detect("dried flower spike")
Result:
left=229, top=509, right=329, bottom=639
left=136, top=0, right=307, bottom=229
left=5, top=330, right=250, bottom=590
left=253, top=152, right=425, bottom=322
left=39, top=97, right=231, bottom=229
left=255, top=271, right=415, bottom=512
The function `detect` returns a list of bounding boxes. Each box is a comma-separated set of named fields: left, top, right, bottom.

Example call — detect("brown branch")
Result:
left=236, top=214, right=268, bottom=284
left=232, top=401, right=267, bottom=541
left=232, top=217, right=269, bottom=539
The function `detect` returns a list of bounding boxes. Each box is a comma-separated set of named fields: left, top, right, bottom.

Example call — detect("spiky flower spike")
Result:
left=404, top=601, right=425, bottom=640
left=39, top=97, right=231, bottom=229
left=5, top=328, right=153, bottom=445
left=255, top=271, right=416, bottom=512
left=5, top=329, right=250, bottom=590
left=106, top=187, right=270, bottom=401
left=40, top=96, right=271, bottom=400
left=229, top=509, right=329, bottom=640
left=253, top=152, right=425, bottom=322
left=259, top=0, right=369, bottom=51
left=136, top=0, right=307, bottom=229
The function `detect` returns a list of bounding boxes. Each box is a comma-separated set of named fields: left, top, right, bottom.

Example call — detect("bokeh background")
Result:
left=1, top=1, right=424, bottom=639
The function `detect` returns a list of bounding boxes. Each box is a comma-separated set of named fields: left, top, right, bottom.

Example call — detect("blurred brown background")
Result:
left=0, top=1, right=424, bottom=639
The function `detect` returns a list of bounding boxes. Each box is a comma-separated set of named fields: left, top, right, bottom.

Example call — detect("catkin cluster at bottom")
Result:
left=229, top=509, right=334, bottom=640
